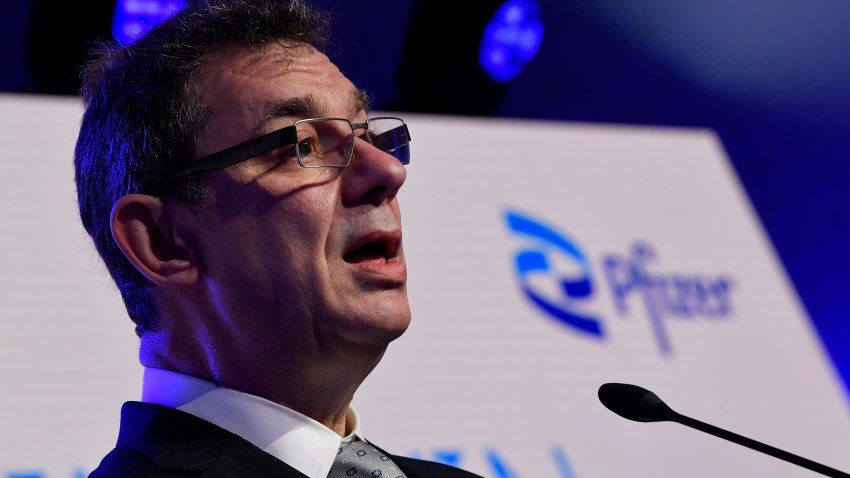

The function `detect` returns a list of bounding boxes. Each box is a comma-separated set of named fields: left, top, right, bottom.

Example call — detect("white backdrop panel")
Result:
left=1, top=95, right=847, bottom=477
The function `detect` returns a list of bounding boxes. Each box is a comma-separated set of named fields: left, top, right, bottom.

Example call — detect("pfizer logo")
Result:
left=505, top=210, right=604, bottom=337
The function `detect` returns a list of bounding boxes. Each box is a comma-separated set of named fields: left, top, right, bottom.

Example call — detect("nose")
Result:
left=340, top=137, right=407, bottom=206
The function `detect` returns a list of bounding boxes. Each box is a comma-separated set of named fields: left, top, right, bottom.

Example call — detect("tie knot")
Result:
left=328, top=439, right=407, bottom=478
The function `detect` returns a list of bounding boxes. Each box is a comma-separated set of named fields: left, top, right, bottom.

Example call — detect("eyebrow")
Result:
left=353, top=88, right=371, bottom=114
left=256, top=88, right=371, bottom=135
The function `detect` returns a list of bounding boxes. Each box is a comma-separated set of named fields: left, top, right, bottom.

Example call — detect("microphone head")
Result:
left=598, top=383, right=676, bottom=422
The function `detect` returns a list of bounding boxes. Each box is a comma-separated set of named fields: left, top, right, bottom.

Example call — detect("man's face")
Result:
left=178, top=42, right=410, bottom=360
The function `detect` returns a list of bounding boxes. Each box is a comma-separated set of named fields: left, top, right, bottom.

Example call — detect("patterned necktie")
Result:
left=327, top=438, right=408, bottom=478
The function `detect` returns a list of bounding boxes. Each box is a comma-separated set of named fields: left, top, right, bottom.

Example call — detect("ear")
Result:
left=110, top=194, right=199, bottom=287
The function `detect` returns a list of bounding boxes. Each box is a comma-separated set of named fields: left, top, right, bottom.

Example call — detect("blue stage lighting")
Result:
left=479, top=0, right=544, bottom=83
left=112, top=0, right=186, bottom=46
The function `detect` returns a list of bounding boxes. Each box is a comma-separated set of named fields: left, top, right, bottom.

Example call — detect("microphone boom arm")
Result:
left=672, top=410, right=850, bottom=478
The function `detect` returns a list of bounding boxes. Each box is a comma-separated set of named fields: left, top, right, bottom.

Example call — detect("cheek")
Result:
left=202, top=170, right=343, bottom=277
left=254, top=190, right=341, bottom=276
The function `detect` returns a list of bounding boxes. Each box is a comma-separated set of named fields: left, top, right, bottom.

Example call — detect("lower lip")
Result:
left=347, top=257, right=407, bottom=282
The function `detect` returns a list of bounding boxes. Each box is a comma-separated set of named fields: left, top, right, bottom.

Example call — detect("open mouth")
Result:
left=343, top=233, right=400, bottom=264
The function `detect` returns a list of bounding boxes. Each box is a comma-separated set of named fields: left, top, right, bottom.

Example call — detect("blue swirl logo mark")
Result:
left=505, top=210, right=603, bottom=337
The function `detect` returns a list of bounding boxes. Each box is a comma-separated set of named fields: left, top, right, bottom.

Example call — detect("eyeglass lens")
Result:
left=367, top=119, right=410, bottom=165
left=294, top=118, right=409, bottom=168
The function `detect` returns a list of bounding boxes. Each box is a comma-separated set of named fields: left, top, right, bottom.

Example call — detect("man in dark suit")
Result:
left=75, top=1, right=481, bottom=476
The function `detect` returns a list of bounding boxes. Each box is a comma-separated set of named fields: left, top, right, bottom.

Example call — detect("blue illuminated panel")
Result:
left=479, top=0, right=544, bottom=82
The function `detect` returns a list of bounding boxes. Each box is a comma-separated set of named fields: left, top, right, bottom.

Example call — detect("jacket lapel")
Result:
left=117, top=401, right=308, bottom=477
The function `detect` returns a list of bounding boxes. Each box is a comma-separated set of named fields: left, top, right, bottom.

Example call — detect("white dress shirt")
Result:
left=142, top=367, right=362, bottom=478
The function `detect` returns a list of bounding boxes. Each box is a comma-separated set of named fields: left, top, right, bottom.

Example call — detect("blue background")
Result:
left=2, top=0, right=848, bottom=399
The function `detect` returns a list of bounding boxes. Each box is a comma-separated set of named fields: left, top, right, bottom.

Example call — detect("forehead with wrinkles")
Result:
left=190, top=41, right=364, bottom=156
left=192, top=42, right=316, bottom=115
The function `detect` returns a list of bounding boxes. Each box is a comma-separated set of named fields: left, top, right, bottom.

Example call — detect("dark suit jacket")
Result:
left=90, top=402, right=483, bottom=478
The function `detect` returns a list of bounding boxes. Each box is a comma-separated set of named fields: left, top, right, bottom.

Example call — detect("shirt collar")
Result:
left=142, top=367, right=362, bottom=478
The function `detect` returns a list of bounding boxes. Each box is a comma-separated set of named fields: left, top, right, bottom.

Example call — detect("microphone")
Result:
left=598, top=383, right=850, bottom=478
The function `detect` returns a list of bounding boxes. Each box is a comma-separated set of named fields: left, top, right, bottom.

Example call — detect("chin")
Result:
left=327, top=298, right=411, bottom=349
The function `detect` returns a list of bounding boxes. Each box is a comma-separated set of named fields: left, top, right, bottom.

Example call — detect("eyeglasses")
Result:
left=162, top=116, right=411, bottom=183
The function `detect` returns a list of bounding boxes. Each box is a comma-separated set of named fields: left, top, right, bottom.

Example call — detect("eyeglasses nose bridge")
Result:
left=350, top=120, right=372, bottom=143
left=342, top=121, right=373, bottom=167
